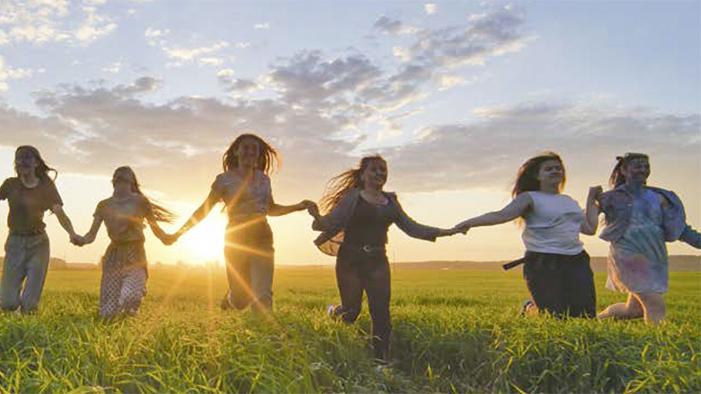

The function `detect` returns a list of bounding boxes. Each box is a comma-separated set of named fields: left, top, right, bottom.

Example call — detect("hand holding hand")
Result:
left=161, top=233, right=179, bottom=246
left=299, top=199, right=316, bottom=210
left=588, top=185, right=603, bottom=202
left=307, top=203, right=320, bottom=218
left=70, top=233, right=85, bottom=247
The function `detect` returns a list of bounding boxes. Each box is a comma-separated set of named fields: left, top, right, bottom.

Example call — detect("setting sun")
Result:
left=181, top=215, right=227, bottom=264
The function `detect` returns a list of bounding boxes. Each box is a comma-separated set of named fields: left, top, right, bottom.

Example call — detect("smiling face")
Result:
left=536, top=159, right=564, bottom=190
left=360, top=158, right=388, bottom=190
left=622, top=157, right=651, bottom=185
left=235, top=136, right=261, bottom=169
left=14, top=147, right=39, bottom=177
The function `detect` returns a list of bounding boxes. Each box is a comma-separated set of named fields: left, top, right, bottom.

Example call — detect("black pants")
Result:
left=523, top=250, right=596, bottom=318
left=333, top=246, right=391, bottom=361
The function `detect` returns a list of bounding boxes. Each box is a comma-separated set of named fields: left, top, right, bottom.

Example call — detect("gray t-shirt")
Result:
left=94, top=194, right=152, bottom=243
left=0, top=177, right=63, bottom=234
left=211, top=170, right=272, bottom=220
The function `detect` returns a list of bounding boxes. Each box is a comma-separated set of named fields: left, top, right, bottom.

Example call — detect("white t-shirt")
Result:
left=522, top=191, right=584, bottom=255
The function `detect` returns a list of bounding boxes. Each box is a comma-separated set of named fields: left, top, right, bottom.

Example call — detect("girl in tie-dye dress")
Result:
left=593, top=153, right=701, bottom=325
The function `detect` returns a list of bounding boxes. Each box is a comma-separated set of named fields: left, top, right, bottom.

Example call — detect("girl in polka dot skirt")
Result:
left=75, top=166, right=175, bottom=319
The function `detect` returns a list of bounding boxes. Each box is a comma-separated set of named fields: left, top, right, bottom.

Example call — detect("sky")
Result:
left=0, top=0, right=699, bottom=266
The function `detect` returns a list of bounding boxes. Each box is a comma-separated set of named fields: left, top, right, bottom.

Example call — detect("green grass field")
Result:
left=0, top=267, right=699, bottom=393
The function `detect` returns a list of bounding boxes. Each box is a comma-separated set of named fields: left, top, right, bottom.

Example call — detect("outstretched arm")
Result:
left=170, top=189, right=219, bottom=242
left=680, top=225, right=701, bottom=249
left=81, top=216, right=104, bottom=245
left=454, top=193, right=533, bottom=232
left=581, top=186, right=602, bottom=236
left=268, top=196, right=315, bottom=217
left=147, top=218, right=170, bottom=245
left=51, top=204, right=82, bottom=245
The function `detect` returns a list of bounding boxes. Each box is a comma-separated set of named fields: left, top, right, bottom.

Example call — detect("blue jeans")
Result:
left=1, top=232, right=51, bottom=313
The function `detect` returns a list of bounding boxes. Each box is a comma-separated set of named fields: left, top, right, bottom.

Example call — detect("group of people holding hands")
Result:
left=2, top=136, right=699, bottom=362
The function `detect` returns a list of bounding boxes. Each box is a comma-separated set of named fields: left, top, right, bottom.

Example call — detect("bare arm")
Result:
left=581, top=186, right=602, bottom=236
left=268, top=197, right=315, bottom=217
left=147, top=218, right=169, bottom=244
left=455, top=193, right=533, bottom=231
left=174, top=189, right=219, bottom=238
left=51, top=204, right=79, bottom=242
left=81, top=216, right=104, bottom=245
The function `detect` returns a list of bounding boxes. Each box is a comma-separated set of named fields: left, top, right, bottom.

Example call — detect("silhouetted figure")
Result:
left=75, top=166, right=174, bottom=319
left=0, top=146, right=80, bottom=314
left=165, top=134, right=315, bottom=312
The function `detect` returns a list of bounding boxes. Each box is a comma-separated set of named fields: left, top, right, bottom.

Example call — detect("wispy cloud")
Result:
left=0, top=56, right=34, bottom=91
left=253, top=22, right=270, bottom=30
left=425, top=3, right=438, bottom=15
left=0, top=0, right=118, bottom=46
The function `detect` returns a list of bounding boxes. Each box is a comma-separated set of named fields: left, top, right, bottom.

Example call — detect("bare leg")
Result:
left=597, top=293, right=644, bottom=320
left=635, top=293, right=666, bottom=326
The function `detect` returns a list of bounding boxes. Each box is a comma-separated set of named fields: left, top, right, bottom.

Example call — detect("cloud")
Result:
left=398, top=7, right=532, bottom=68
left=216, top=68, right=235, bottom=79
left=0, top=56, right=33, bottom=91
left=0, top=0, right=117, bottom=46
left=145, top=27, right=169, bottom=46
left=162, top=40, right=229, bottom=67
left=382, top=101, right=701, bottom=192
left=198, top=57, right=224, bottom=66
left=374, top=16, right=419, bottom=35
left=425, top=3, right=438, bottom=15
left=253, top=23, right=270, bottom=30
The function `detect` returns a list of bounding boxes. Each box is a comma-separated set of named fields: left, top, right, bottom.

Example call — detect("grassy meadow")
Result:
left=0, top=265, right=699, bottom=393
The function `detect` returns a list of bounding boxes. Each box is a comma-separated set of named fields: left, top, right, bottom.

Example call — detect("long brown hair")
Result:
left=222, top=134, right=280, bottom=175
left=511, top=152, right=566, bottom=198
left=608, top=153, right=649, bottom=189
left=319, top=155, right=386, bottom=214
left=15, top=145, right=58, bottom=182
left=113, top=166, right=177, bottom=224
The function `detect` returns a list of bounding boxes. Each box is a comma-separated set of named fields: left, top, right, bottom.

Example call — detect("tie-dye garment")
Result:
left=606, top=189, right=668, bottom=294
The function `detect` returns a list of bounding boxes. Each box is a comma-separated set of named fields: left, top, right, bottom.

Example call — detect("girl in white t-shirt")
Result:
left=453, top=152, right=600, bottom=317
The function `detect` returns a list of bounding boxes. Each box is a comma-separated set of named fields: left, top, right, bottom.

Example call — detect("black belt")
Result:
left=342, top=243, right=386, bottom=253
left=503, top=251, right=587, bottom=271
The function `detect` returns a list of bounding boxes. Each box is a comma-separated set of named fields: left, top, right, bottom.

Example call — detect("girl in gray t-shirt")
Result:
left=0, top=146, right=80, bottom=314
left=165, top=134, right=316, bottom=312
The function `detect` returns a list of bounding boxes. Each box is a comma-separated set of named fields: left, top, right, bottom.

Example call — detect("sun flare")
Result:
left=182, top=216, right=227, bottom=264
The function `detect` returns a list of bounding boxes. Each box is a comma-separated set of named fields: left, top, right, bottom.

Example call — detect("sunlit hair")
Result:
left=319, top=155, right=386, bottom=214
left=608, top=153, right=650, bottom=189
left=15, top=145, right=57, bottom=182
left=112, top=166, right=177, bottom=224
left=511, top=152, right=566, bottom=198
left=222, top=134, right=280, bottom=175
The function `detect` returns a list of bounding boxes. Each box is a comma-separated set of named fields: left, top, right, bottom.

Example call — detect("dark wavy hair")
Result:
left=511, top=152, right=566, bottom=198
left=112, top=166, right=177, bottom=224
left=319, top=155, right=386, bottom=214
left=608, top=153, right=649, bottom=189
left=15, top=146, right=57, bottom=182
left=222, top=134, right=280, bottom=175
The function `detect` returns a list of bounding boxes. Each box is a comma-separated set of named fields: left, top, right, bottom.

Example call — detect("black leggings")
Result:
left=332, top=246, right=391, bottom=361
left=523, top=250, right=596, bottom=318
